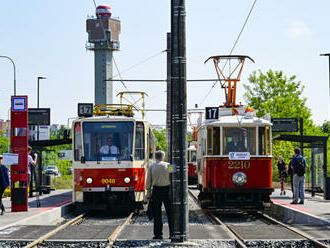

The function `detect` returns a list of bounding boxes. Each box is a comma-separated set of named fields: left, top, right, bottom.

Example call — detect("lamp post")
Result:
left=320, top=53, right=330, bottom=120
left=37, top=76, right=47, bottom=140
left=0, top=55, right=16, bottom=96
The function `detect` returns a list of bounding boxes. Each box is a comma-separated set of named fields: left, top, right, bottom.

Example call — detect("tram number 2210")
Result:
left=227, top=160, right=251, bottom=169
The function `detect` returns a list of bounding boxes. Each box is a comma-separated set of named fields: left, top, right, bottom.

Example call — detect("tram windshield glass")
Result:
left=223, top=127, right=256, bottom=155
left=82, top=121, right=134, bottom=161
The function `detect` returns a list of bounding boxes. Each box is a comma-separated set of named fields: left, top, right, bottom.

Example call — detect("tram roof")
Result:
left=201, top=115, right=272, bottom=127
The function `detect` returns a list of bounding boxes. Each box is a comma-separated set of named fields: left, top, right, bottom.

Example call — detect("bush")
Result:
left=51, top=175, right=73, bottom=189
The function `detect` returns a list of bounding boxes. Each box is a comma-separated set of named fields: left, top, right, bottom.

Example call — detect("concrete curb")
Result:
left=0, top=202, right=74, bottom=231
left=270, top=201, right=330, bottom=226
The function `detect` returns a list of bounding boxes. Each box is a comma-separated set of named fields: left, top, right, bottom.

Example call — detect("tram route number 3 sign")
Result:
left=205, top=107, right=219, bottom=120
left=78, top=103, right=94, bottom=117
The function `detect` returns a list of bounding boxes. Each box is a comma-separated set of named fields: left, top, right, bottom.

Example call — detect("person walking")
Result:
left=277, top=156, right=287, bottom=195
left=146, top=150, right=173, bottom=240
left=28, top=146, right=38, bottom=197
left=0, top=155, right=10, bottom=215
left=290, top=147, right=306, bottom=204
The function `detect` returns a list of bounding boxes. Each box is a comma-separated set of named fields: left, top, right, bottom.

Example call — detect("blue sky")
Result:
left=0, top=1, right=329, bottom=126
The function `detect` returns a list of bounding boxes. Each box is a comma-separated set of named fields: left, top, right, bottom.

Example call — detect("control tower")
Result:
left=86, top=5, right=121, bottom=105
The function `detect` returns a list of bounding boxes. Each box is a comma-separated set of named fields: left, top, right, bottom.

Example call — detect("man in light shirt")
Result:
left=99, top=135, right=119, bottom=155
left=146, top=150, right=172, bottom=240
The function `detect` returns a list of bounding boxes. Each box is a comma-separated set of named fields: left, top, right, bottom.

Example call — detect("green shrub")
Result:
left=51, top=175, right=73, bottom=189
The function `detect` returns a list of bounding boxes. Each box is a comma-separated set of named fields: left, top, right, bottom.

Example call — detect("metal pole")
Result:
left=171, top=0, right=187, bottom=242
left=0, top=55, right=16, bottom=96
left=166, top=32, right=172, bottom=163
left=37, top=77, right=46, bottom=141
left=320, top=53, right=330, bottom=120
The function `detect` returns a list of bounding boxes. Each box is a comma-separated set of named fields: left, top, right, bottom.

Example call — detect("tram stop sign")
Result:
left=271, top=118, right=298, bottom=132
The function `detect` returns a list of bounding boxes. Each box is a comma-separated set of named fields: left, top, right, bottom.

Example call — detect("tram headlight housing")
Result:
left=124, top=177, right=131, bottom=184
left=86, top=177, right=93, bottom=184
left=232, top=172, right=247, bottom=186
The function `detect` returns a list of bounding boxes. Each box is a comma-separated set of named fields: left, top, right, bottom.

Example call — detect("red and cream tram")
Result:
left=196, top=55, right=273, bottom=210
left=187, top=144, right=197, bottom=185
left=72, top=104, right=155, bottom=210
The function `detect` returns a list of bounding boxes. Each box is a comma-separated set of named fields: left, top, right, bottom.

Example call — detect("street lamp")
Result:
left=320, top=53, right=330, bottom=121
left=37, top=76, right=47, bottom=140
left=0, top=55, right=16, bottom=96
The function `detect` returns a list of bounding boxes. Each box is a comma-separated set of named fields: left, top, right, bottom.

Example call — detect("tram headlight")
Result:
left=232, top=172, right=247, bottom=186
left=124, top=177, right=131, bottom=184
left=86, top=177, right=93, bottom=184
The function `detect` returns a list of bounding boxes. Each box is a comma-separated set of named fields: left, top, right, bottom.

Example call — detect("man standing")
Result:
left=0, top=155, right=10, bottom=215
left=290, top=147, right=306, bottom=204
left=28, top=146, right=38, bottom=197
left=146, top=150, right=172, bottom=240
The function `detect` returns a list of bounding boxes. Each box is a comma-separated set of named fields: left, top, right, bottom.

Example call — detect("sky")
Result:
left=0, top=0, right=329, bottom=127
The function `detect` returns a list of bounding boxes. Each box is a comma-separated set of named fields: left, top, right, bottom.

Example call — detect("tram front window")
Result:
left=224, top=127, right=256, bottom=155
left=82, top=122, right=134, bottom=161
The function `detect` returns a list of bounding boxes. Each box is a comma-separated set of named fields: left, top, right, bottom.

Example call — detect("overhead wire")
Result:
left=198, top=0, right=258, bottom=106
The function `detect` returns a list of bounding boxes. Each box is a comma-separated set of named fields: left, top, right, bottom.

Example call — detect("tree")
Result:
left=244, top=70, right=315, bottom=134
left=152, top=129, right=167, bottom=152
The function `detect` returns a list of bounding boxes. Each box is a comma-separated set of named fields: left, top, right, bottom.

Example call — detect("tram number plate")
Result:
left=101, top=178, right=116, bottom=184
left=227, top=161, right=250, bottom=170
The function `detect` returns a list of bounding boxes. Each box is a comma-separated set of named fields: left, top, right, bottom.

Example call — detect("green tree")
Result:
left=152, top=129, right=167, bottom=152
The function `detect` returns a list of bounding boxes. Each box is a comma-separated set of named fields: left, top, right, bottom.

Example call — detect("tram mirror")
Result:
left=80, top=156, right=86, bottom=164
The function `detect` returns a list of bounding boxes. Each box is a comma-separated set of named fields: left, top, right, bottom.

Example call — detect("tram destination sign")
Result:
left=205, top=107, right=219, bottom=120
left=28, top=108, right=51, bottom=125
left=78, top=103, right=94, bottom=117
left=271, top=118, right=298, bottom=132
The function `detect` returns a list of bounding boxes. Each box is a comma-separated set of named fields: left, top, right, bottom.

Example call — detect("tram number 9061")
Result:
left=227, top=161, right=250, bottom=169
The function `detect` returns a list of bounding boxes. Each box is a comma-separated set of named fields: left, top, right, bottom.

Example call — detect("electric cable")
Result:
left=198, top=0, right=258, bottom=106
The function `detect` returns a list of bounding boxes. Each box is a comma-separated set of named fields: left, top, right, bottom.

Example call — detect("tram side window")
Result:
left=259, top=126, right=271, bottom=155
left=207, top=127, right=220, bottom=155
left=223, top=127, right=256, bottom=155
left=135, top=122, right=145, bottom=160
left=74, top=122, right=82, bottom=161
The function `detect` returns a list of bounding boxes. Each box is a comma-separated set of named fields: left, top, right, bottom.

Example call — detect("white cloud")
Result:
left=287, top=20, right=312, bottom=38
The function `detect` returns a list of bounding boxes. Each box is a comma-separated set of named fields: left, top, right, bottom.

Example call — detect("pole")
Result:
left=37, top=77, right=46, bottom=141
left=166, top=32, right=172, bottom=163
left=320, top=53, right=330, bottom=120
left=171, top=0, right=187, bottom=242
left=0, top=55, right=16, bottom=96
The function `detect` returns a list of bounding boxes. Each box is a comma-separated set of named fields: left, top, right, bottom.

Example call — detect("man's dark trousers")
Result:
left=29, top=167, right=37, bottom=197
left=0, top=187, right=5, bottom=213
left=152, top=186, right=172, bottom=238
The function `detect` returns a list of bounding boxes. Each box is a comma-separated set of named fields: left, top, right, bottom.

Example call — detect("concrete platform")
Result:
left=270, top=188, right=330, bottom=226
left=0, top=190, right=72, bottom=231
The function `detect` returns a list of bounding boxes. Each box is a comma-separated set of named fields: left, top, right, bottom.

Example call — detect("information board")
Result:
left=271, top=118, right=298, bottom=132
left=28, top=108, right=51, bottom=125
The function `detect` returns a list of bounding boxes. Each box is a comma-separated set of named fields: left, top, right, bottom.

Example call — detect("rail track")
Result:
left=22, top=211, right=135, bottom=248
left=188, top=188, right=330, bottom=248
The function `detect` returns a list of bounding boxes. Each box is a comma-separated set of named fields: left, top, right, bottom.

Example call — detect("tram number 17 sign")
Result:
left=205, top=107, right=219, bottom=120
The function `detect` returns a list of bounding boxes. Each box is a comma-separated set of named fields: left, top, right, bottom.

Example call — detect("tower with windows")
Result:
left=86, top=5, right=121, bottom=105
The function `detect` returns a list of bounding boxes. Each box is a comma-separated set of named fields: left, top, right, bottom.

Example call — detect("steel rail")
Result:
left=188, top=189, right=247, bottom=248
left=107, top=212, right=135, bottom=248
left=24, top=213, right=86, bottom=248
left=259, top=212, right=330, bottom=248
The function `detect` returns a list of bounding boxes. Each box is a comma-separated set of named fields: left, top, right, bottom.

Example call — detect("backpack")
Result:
left=295, top=157, right=305, bottom=177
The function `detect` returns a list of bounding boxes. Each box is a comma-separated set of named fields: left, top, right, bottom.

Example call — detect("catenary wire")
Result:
left=198, top=0, right=258, bottom=106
